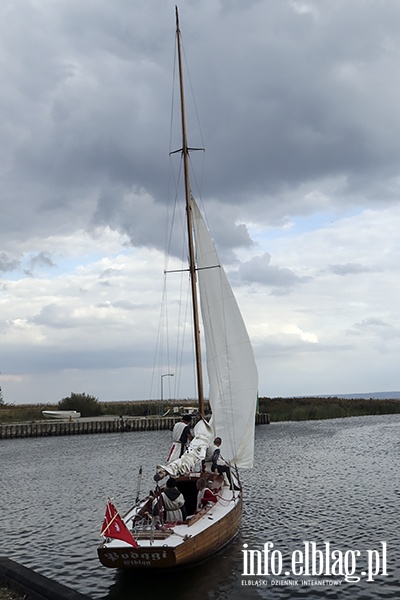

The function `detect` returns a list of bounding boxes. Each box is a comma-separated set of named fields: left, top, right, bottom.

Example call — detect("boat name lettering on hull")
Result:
left=103, top=550, right=169, bottom=563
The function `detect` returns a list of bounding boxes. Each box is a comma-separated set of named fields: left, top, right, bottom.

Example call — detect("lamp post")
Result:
left=160, top=373, right=174, bottom=415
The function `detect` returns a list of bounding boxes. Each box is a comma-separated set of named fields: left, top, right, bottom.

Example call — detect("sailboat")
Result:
left=97, top=7, right=258, bottom=570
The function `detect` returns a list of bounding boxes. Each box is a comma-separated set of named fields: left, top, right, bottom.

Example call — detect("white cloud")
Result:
left=1, top=0, right=400, bottom=404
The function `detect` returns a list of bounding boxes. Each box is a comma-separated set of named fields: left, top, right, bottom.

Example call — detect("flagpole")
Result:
left=100, top=499, right=120, bottom=537
left=100, top=498, right=139, bottom=548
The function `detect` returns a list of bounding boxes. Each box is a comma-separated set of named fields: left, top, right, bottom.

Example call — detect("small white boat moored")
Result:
left=42, top=410, right=81, bottom=420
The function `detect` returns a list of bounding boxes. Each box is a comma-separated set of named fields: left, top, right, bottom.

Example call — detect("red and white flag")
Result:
left=100, top=500, right=138, bottom=548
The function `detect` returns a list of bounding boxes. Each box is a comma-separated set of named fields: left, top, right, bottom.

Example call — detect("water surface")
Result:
left=1, top=414, right=399, bottom=599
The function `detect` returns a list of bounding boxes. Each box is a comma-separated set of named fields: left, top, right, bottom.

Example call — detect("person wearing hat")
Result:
left=166, top=414, right=193, bottom=463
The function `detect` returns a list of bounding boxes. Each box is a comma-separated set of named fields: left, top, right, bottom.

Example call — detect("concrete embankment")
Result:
left=0, top=557, right=92, bottom=600
left=0, top=413, right=270, bottom=439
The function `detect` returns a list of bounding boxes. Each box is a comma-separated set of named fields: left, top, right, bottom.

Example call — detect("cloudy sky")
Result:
left=1, top=0, right=400, bottom=406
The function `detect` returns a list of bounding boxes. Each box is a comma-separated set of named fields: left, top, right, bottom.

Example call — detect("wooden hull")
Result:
left=98, top=492, right=242, bottom=569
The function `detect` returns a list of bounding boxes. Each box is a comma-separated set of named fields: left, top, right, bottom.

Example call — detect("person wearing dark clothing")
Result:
left=211, top=437, right=240, bottom=491
left=167, top=415, right=193, bottom=462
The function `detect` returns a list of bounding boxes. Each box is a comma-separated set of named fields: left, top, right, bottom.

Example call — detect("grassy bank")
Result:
left=0, top=399, right=204, bottom=423
left=258, top=396, right=400, bottom=422
left=1, top=396, right=400, bottom=424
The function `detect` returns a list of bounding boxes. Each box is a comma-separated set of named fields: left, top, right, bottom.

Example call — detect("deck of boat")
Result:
left=98, top=477, right=242, bottom=569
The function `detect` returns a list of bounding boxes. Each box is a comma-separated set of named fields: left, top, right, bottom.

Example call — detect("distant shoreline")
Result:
left=1, top=396, right=400, bottom=424
left=258, top=395, right=400, bottom=422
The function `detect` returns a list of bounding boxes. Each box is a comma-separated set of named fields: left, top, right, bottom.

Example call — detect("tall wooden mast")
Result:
left=175, top=6, right=205, bottom=417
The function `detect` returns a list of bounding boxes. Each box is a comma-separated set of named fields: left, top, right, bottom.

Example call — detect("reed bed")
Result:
left=1, top=396, right=400, bottom=424
left=258, top=396, right=400, bottom=422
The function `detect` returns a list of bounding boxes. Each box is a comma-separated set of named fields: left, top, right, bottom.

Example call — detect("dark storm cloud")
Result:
left=3, top=0, right=400, bottom=257
left=231, top=252, right=307, bottom=292
left=195, top=1, right=400, bottom=210
left=2, top=1, right=400, bottom=404
left=0, top=252, right=20, bottom=273
left=30, top=251, right=56, bottom=270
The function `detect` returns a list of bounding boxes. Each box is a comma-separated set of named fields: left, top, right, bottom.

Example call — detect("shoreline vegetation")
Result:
left=1, top=395, right=400, bottom=424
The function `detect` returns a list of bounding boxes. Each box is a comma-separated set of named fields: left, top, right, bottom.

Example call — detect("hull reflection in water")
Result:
left=105, top=537, right=242, bottom=600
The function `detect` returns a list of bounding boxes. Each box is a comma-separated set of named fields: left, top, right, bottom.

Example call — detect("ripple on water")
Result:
left=1, top=416, right=400, bottom=599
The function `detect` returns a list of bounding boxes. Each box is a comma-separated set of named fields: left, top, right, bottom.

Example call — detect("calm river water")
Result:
left=1, top=414, right=399, bottom=599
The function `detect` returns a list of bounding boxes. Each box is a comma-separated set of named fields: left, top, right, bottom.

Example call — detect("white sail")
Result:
left=154, top=197, right=258, bottom=479
left=191, top=197, right=258, bottom=469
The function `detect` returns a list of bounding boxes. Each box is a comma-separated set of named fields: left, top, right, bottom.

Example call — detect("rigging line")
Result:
left=148, top=274, right=168, bottom=400
left=173, top=261, right=186, bottom=398
left=169, top=26, right=178, bottom=157
left=151, top=41, right=181, bottom=401
left=153, top=47, right=182, bottom=402
left=167, top=152, right=192, bottom=273
left=164, top=197, right=179, bottom=274
left=164, top=180, right=198, bottom=402
left=165, top=150, right=182, bottom=266
left=169, top=13, right=206, bottom=205
left=164, top=162, right=189, bottom=401
left=166, top=172, right=194, bottom=401
left=187, top=153, right=206, bottom=212
left=162, top=11, right=211, bottom=407
left=168, top=35, right=189, bottom=270
left=165, top=169, right=176, bottom=270
left=169, top=26, right=204, bottom=157
left=179, top=29, right=206, bottom=159
left=179, top=36, right=207, bottom=206
left=163, top=278, right=173, bottom=396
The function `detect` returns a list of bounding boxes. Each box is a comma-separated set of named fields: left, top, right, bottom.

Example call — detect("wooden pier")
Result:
left=0, top=413, right=270, bottom=439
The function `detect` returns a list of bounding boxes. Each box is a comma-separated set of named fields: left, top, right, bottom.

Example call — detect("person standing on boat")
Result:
left=167, top=414, right=193, bottom=462
left=211, top=437, right=240, bottom=490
